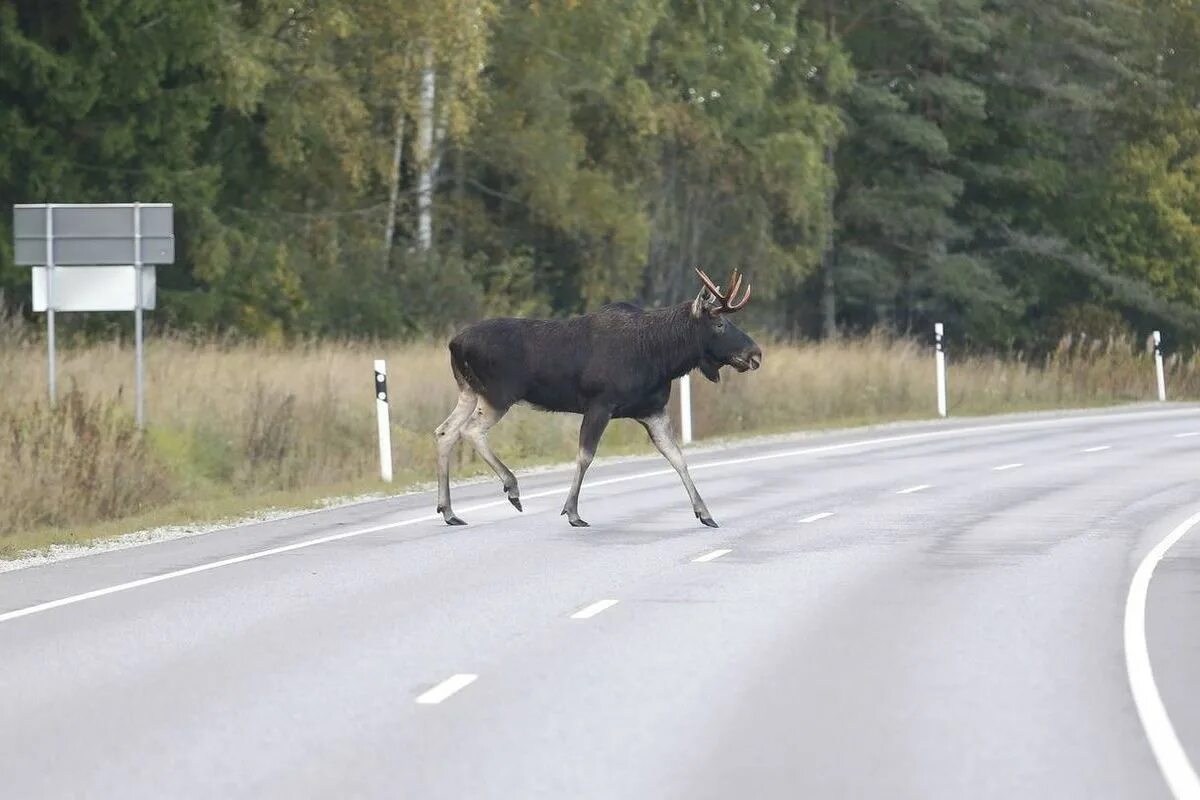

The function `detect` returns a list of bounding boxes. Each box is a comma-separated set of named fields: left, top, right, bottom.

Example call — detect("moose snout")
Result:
left=728, top=346, right=762, bottom=373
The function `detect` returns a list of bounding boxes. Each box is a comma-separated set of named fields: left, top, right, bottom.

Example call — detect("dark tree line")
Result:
left=2, top=0, right=1197, bottom=349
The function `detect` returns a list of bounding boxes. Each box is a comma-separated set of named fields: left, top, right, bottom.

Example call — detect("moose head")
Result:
left=691, top=267, right=762, bottom=383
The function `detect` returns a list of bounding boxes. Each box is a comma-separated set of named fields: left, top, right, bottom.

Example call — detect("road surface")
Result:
left=2, top=405, right=1199, bottom=799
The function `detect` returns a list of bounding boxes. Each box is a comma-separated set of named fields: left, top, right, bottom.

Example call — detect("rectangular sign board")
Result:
left=31, top=266, right=156, bottom=312
left=14, top=204, right=174, bottom=265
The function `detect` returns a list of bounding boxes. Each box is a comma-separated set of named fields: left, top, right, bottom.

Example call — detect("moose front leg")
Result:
left=561, top=405, right=612, bottom=527
left=638, top=411, right=717, bottom=527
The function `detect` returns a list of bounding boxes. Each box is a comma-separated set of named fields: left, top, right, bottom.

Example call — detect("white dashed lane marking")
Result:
left=692, top=549, right=732, bottom=563
left=1082, top=445, right=1112, bottom=453
left=993, top=463, right=1024, bottom=471
left=570, top=599, right=619, bottom=620
left=896, top=484, right=933, bottom=495
left=800, top=512, right=835, bottom=524
left=415, top=674, right=478, bottom=705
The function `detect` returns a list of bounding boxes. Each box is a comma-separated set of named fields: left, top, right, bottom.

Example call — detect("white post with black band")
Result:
left=679, top=373, right=693, bottom=445
left=374, top=359, right=393, bottom=483
left=1153, top=331, right=1166, bottom=402
left=934, top=322, right=947, bottom=418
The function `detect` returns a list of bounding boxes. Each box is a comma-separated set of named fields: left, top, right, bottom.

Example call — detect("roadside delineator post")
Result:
left=679, top=373, right=693, bottom=445
left=374, top=359, right=393, bottom=483
left=935, top=322, right=947, bottom=418
left=1153, top=331, right=1167, bottom=402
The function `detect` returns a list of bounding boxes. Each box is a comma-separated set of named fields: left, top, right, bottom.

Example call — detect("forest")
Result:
left=2, top=0, right=1199, bottom=350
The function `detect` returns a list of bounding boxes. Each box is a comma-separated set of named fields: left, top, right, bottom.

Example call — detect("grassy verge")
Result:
left=2, top=331, right=1196, bottom=558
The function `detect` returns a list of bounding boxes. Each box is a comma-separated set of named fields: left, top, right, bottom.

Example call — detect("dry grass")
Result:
left=2, top=329, right=1196, bottom=553
left=688, top=333, right=1200, bottom=434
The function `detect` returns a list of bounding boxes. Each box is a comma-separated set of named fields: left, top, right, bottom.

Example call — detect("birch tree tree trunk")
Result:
left=415, top=41, right=437, bottom=253
left=820, top=143, right=837, bottom=339
left=382, top=111, right=405, bottom=266
left=430, top=84, right=451, bottom=185
left=819, top=0, right=838, bottom=339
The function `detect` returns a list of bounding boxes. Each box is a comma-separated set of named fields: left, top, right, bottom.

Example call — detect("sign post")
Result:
left=134, top=202, right=145, bottom=426
left=14, top=203, right=174, bottom=427
left=45, top=204, right=56, bottom=405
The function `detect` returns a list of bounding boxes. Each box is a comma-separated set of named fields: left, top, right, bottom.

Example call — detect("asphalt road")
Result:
left=2, top=405, right=1199, bottom=799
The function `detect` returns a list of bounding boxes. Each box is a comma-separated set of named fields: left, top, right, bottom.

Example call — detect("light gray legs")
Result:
left=638, top=411, right=717, bottom=528
left=461, top=399, right=521, bottom=511
left=435, top=389, right=477, bottom=524
left=561, top=406, right=612, bottom=527
left=441, top=401, right=713, bottom=529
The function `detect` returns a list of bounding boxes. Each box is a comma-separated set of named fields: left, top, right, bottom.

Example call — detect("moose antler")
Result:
left=695, top=267, right=752, bottom=313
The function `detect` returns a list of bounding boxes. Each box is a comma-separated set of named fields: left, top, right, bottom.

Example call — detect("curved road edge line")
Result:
left=1124, top=509, right=1200, bottom=800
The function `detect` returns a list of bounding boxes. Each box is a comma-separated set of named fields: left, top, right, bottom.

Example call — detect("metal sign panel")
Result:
left=12, top=205, right=47, bottom=236
left=31, top=266, right=156, bottom=312
left=13, top=203, right=174, bottom=265
left=30, top=236, right=174, bottom=266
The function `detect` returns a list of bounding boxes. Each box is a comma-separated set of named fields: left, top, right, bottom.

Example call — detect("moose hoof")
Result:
left=561, top=507, right=588, bottom=526
left=697, top=512, right=719, bottom=528
left=508, top=495, right=523, bottom=512
left=438, top=505, right=467, bottom=526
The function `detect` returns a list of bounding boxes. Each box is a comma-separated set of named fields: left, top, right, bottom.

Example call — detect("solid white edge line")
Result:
left=1082, top=445, right=1113, bottom=453
left=1124, top=510, right=1200, bottom=800
left=415, top=673, right=478, bottom=705
left=800, top=512, right=835, bottom=523
left=2, top=407, right=1196, bottom=625
left=570, top=599, right=619, bottom=619
left=992, top=463, right=1023, bottom=471
left=692, top=549, right=732, bottom=563
left=896, top=484, right=933, bottom=495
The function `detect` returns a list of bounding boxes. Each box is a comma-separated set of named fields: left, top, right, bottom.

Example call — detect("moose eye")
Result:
left=714, top=319, right=726, bottom=332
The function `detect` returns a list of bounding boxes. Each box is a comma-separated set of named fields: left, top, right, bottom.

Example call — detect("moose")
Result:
left=435, top=268, right=762, bottom=527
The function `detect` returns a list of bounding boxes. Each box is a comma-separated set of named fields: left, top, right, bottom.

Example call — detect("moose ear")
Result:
left=692, top=289, right=721, bottom=319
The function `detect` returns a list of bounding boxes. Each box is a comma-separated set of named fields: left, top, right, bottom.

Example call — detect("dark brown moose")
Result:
left=435, top=268, right=762, bottom=527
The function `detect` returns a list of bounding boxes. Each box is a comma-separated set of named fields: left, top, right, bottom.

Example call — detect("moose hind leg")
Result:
left=461, top=399, right=521, bottom=511
left=435, top=389, right=477, bottom=525
left=561, top=406, right=612, bottom=527
left=638, top=411, right=717, bottom=528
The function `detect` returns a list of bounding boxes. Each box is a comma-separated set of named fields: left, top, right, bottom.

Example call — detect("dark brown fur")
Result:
left=435, top=292, right=762, bottom=527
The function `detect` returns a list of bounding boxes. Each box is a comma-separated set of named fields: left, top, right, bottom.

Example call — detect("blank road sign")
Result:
left=31, top=266, right=157, bottom=312
left=13, top=204, right=174, bottom=265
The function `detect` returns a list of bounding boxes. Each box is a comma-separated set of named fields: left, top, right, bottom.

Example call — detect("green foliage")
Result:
left=0, top=0, right=225, bottom=309
left=1095, top=119, right=1200, bottom=306
left=0, top=0, right=1198, bottom=350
